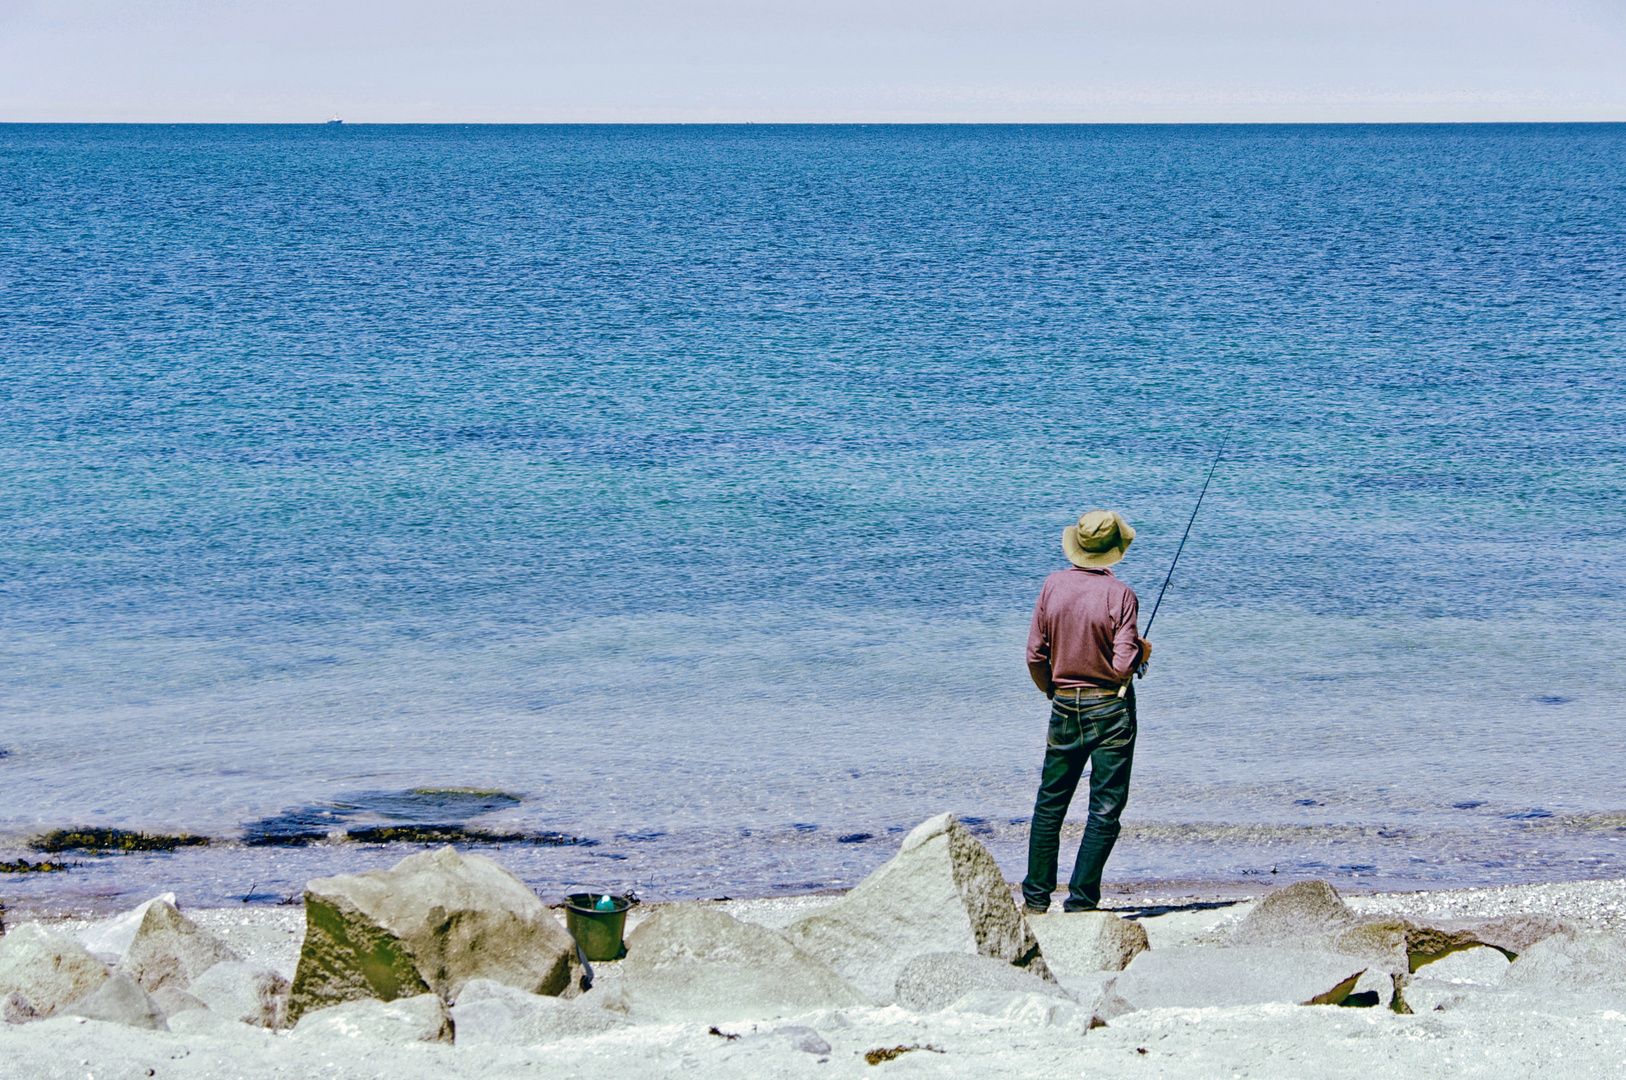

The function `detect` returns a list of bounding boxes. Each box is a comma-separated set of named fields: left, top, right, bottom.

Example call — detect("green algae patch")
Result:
left=288, top=893, right=431, bottom=1023
left=0, top=857, right=72, bottom=873
left=30, top=828, right=212, bottom=853
left=408, top=787, right=520, bottom=800
left=343, top=824, right=594, bottom=846
left=345, top=825, right=528, bottom=845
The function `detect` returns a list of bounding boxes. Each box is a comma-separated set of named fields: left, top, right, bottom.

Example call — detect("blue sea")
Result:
left=2, top=124, right=1623, bottom=912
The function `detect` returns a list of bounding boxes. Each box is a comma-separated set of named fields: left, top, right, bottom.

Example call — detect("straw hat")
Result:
left=1062, top=510, right=1135, bottom=568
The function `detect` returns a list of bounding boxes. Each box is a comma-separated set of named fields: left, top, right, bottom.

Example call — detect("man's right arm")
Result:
left=1026, top=584, right=1052, bottom=697
left=1107, top=590, right=1150, bottom=681
left=1027, top=660, right=1053, bottom=698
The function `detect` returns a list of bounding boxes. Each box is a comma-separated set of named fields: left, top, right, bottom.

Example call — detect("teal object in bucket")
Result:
left=565, top=893, right=632, bottom=961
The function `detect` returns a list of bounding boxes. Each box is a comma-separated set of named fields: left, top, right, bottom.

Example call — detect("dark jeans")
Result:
left=1022, top=690, right=1136, bottom=912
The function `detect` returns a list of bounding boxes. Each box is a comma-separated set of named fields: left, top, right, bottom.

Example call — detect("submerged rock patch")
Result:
left=240, top=788, right=591, bottom=848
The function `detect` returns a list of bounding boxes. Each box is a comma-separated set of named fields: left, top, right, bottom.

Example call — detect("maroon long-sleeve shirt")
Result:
left=1026, top=566, right=1141, bottom=690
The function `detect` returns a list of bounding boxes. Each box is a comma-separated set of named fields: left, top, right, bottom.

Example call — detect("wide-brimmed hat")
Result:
left=1062, top=510, right=1135, bottom=568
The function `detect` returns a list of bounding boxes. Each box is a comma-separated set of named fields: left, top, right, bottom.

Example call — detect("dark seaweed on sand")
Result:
left=29, top=828, right=210, bottom=853
left=0, top=858, right=72, bottom=873
left=346, top=824, right=529, bottom=844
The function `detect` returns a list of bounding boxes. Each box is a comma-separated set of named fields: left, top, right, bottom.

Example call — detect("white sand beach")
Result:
left=5, top=825, right=1626, bottom=1080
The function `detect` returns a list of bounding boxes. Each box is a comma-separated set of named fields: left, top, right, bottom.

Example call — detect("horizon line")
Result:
left=3, top=118, right=1624, bottom=126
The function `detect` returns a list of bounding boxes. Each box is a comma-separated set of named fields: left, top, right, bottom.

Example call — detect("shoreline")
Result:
left=12, top=872, right=1626, bottom=940
left=6, top=817, right=1626, bottom=919
left=9, top=866, right=1626, bottom=925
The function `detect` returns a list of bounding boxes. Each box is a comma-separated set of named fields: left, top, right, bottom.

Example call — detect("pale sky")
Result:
left=2, top=0, right=1624, bottom=123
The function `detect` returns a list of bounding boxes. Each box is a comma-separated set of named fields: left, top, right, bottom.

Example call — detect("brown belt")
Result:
left=1051, top=685, right=1120, bottom=700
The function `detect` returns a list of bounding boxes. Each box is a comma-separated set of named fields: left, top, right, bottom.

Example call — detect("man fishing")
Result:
left=1021, top=509, right=1150, bottom=914
left=1022, top=442, right=1224, bottom=913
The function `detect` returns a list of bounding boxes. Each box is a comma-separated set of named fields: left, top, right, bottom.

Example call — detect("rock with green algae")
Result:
left=287, top=845, right=582, bottom=1024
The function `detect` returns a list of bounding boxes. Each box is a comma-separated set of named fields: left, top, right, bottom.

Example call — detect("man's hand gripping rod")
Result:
left=1118, top=435, right=1229, bottom=700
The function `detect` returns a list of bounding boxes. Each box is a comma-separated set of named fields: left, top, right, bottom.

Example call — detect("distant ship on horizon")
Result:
left=326, top=116, right=343, bottom=124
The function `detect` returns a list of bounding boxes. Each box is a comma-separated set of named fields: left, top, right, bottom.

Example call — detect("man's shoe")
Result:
left=1023, top=904, right=1049, bottom=915
left=1061, top=904, right=1098, bottom=913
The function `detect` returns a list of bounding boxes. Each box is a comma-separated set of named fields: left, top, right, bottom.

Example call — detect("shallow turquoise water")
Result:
left=2, top=124, right=1623, bottom=907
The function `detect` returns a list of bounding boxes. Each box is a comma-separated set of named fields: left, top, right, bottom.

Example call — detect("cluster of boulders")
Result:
left=4, top=810, right=1624, bottom=1051
left=0, top=894, right=289, bottom=1031
left=1089, top=875, right=1626, bottom=1019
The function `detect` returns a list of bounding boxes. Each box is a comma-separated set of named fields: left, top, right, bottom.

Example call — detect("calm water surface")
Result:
left=2, top=124, right=1623, bottom=909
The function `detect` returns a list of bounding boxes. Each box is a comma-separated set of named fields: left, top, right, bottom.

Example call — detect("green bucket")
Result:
left=564, top=893, right=632, bottom=961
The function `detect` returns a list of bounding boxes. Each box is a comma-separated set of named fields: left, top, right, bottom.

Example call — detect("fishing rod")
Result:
left=1118, top=433, right=1229, bottom=699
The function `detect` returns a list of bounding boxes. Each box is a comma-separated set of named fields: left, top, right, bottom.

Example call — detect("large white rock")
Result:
left=784, top=813, right=1050, bottom=1003
left=120, top=900, right=240, bottom=994
left=1231, top=880, right=1357, bottom=946
left=610, top=904, right=869, bottom=1022
left=894, top=952, right=1071, bottom=1013
left=65, top=971, right=168, bottom=1030
left=1101, top=947, right=1367, bottom=1017
left=449, top=977, right=627, bottom=1045
left=288, top=846, right=583, bottom=1023
left=1503, top=930, right=1626, bottom=992
left=75, top=893, right=177, bottom=964
left=1027, top=912, right=1148, bottom=974
left=0, top=923, right=109, bottom=1018
left=188, top=961, right=290, bottom=1028
left=292, top=992, right=454, bottom=1044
